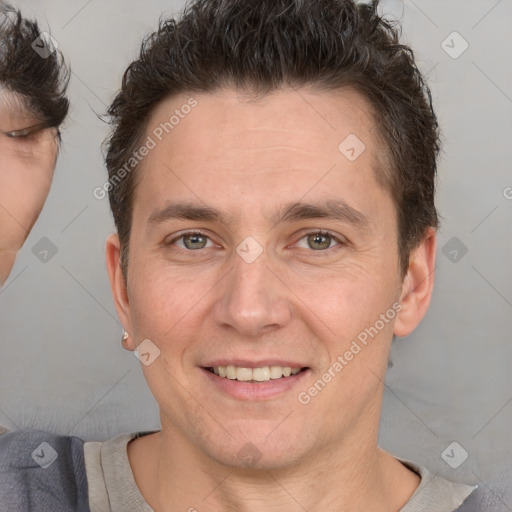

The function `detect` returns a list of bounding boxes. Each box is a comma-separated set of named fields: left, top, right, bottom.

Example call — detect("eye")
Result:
left=295, top=230, right=345, bottom=251
left=1, top=121, right=50, bottom=138
left=165, top=230, right=346, bottom=253
left=167, top=231, right=215, bottom=250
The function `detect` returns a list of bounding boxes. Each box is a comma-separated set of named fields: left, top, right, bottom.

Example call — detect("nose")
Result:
left=213, top=244, right=292, bottom=338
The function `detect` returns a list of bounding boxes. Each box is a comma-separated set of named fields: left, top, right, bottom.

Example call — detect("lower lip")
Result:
left=201, top=367, right=310, bottom=400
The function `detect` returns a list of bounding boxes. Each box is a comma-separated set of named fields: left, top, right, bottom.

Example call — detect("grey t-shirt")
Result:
left=84, top=431, right=478, bottom=512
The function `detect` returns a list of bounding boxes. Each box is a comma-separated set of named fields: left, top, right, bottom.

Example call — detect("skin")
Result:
left=106, top=87, right=436, bottom=511
left=0, top=90, right=59, bottom=285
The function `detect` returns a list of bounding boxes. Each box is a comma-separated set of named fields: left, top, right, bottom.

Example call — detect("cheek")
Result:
left=0, top=150, right=55, bottom=201
left=127, top=269, right=205, bottom=410
left=291, top=258, right=399, bottom=335
left=299, top=272, right=398, bottom=409
left=0, top=156, right=54, bottom=249
left=127, top=261, right=204, bottom=343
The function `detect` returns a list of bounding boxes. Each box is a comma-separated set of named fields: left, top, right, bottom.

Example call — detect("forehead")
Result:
left=150, top=86, right=376, bottom=141
left=133, top=86, right=393, bottom=225
left=0, top=88, right=35, bottom=124
left=142, top=86, right=381, bottom=173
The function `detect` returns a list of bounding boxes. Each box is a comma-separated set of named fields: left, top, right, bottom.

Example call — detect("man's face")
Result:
left=114, top=87, right=409, bottom=468
left=0, top=91, right=58, bottom=283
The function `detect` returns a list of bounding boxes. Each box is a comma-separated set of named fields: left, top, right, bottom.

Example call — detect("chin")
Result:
left=199, top=424, right=310, bottom=471
left=211, top=446, right=303, bottom=471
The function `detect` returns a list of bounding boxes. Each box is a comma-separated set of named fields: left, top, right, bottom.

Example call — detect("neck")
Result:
left=128, top=417, right=419, bottom=511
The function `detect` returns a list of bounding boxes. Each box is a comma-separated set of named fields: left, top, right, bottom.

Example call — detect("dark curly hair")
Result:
left=0, top=2, right=69, bottom=132
left=104, top=0, right=440, bottom=279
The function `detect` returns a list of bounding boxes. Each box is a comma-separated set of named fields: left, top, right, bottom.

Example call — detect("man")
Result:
left=0, top=2, right=69, bottom=286
left=0, top=0, right=489, bottom=510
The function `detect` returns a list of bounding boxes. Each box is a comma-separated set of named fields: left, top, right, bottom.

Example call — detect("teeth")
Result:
left=226, top=365, right=237, bottom=379
left=253, top=367, right=270, bottom=382
left=210, top=365, right=302, bottom=382
left=270, top=366, right=283, bottom=379
left=236, top=367, right=253, bottom=381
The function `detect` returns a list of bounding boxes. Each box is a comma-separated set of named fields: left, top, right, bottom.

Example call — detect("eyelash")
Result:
left=166, top=230, right=346, bottom=254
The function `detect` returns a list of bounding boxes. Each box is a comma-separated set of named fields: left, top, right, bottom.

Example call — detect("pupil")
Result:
left=186, top=233, right=205, bottom=249
left=309, top=233, right=330, bottom=250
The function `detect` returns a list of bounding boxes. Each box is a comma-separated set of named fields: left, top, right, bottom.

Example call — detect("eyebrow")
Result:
left=147, top=199, right=369, bottom=231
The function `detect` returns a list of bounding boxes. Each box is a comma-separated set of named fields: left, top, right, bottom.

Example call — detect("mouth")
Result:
left=204, top=365, right=308, bottom=383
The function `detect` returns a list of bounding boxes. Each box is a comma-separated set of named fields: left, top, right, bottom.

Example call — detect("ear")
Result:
left=394, top=227, right=437, bottom=337
left=105, top=233, right=136, bottom=350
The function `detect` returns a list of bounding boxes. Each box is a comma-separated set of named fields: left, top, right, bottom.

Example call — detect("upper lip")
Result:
left=202, top=360, right=307, bottom=368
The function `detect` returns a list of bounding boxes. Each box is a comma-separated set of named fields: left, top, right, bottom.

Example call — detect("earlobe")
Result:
left=105, top=233, right=135, bottom=350
left=393, top=228, right=437, bottom=338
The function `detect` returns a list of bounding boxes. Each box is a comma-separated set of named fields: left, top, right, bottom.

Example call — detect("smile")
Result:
left=206, top=365, right=305, bottom=382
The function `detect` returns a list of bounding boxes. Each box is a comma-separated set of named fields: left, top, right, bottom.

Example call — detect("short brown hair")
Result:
left=0, top=3, right=69, bottom=131
left=105, top=0, right=440, bottom=279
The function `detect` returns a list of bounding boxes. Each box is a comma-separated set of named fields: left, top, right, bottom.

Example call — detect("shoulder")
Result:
left=0, top=427, right=90, bottom=512
left=454, top=481, right=510, bottom=512
left=396, top=456, right=477, bottom=512
left=83, top=429, right=159, bottom=512
left=395, top=454, right=509, bottom=512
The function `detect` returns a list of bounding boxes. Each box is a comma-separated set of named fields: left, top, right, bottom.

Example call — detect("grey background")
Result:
left=1, top=0, right=511, bottom=507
